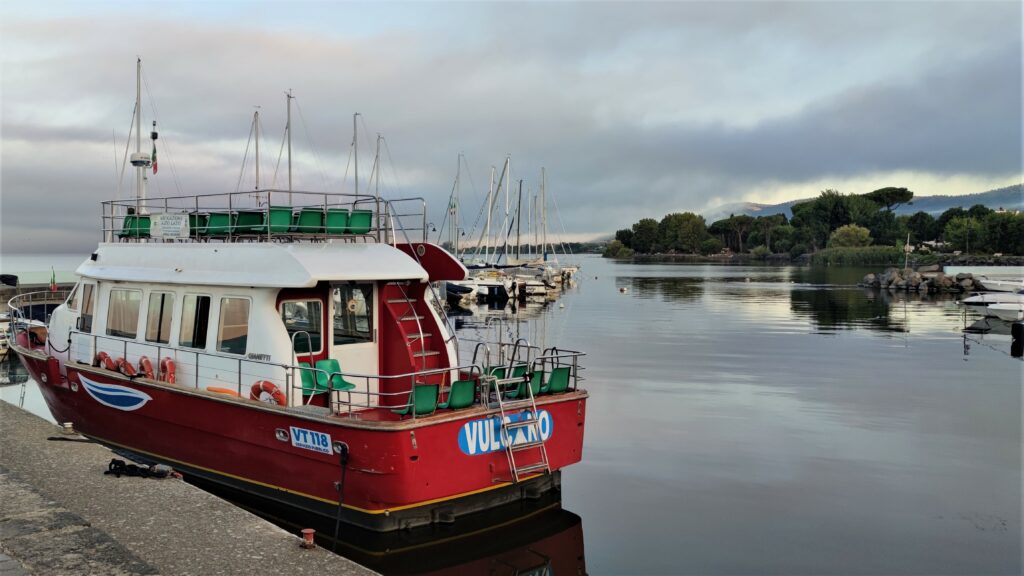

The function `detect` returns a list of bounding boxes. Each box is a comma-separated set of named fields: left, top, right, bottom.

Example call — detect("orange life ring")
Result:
left=159, top=357, right=176, bottom=384
left=95, top=352, right=117, bottom=371
left=250, top=380, right=286, bottom=405
left=115, top=357, right=137, bottom=377
left=138, top=356, right=155, bottom=379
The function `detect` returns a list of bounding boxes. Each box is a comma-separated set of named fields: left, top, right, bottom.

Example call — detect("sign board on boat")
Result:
left=150, top=213, right=189, bottom=239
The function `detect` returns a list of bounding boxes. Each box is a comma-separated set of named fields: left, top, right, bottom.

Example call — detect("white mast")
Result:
left=453, top=153, right=461, bottom=254
left=128, top=58, right=152, bottom=213
left=484, top=166, right=494, bottom=262
left=353, top=113, right=360, bottom=196
left=502, top=156, right=510, bottom=263
left=254, top=108, right=260, bottom=191
left=286, top=89, right=293, bottom=204
left=374, top=133, right=381, bottom=202
left=541, top=167, right=548, bottom=262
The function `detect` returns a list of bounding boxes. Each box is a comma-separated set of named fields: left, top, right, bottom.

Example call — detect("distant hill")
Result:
left=702, top=183, right=1023, bottom=223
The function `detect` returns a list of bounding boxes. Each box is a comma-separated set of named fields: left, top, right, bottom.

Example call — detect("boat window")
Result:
left=281, top=300, right=322, bottom=354
left=80, top=284, right=95, bottom=332
left=179, top=294, right=211, bottom=349
left=66, top=283, right=79, bottom=312
left=333, top=284, right=374, bottom=345
left=217, top=297, right=250, bottom=355
left=106, top=289, right=142, bottom=339
left=145, top=292, right=174, bottom=344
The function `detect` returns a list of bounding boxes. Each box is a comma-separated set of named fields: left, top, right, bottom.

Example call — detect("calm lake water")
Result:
left=2, top=254, right=1021, bottom=575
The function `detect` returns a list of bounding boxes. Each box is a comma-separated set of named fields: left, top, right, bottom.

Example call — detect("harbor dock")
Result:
left=0, top=402, right=376, bottom=576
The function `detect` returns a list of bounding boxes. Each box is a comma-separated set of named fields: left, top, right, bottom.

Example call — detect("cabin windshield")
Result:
left=281, top=300, right=322, bottom=353
left=333, top=284, right=373, bottom=344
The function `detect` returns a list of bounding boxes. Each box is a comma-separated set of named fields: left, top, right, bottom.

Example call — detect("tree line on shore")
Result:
left=604, top=187, right=1024, bottom=259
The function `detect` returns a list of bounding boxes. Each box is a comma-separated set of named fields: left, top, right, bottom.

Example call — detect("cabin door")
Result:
left=329, top=283, right=378, bottom=406
left=69, top=280, right=98, bottom=364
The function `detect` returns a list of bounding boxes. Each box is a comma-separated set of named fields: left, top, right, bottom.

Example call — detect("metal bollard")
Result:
left=300, top=528, right=316, bottom=549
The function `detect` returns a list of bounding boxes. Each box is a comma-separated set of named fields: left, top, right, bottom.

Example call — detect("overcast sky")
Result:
left=1, top=1, right=1021, bottom=254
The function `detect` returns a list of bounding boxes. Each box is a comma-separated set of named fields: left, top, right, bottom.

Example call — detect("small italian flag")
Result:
left=152, top=141, right=158, bottom=174
left=49, top=267, right=57, bottom=292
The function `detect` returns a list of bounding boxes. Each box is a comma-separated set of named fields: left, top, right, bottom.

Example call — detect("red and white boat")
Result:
left=8, top=67, right=587, bottom=532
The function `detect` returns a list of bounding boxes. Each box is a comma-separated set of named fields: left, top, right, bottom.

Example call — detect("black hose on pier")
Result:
left=331, top=442, right=350, bottom=552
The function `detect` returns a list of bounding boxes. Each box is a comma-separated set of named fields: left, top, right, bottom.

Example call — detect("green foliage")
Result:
left=657, top=212, right=707, bottom=253
left=602, top=240, right=634, bottom=258
left=864, top=187, right=913, bottom=211
left=700, top=237, right=724, bottom=255
left=966, top=204, right=993, bottom=219
left=810, top=246, right=903, bottom=266
left=904, top=211, right=937, bottom=243
left=631, top=218, right=659, bottom=253
left=750, top=245, right=771, bottom=260
left=936, top=207, right=966, bottom=234
left=980, top=211, right=1024, bottom=254
left=828, top=224, right=873, bottom=247
left=790, top=243, right=809, bottom=258
left=943, top=216, right=986, bottom=251
left=614, top=228, right=633, bottom=248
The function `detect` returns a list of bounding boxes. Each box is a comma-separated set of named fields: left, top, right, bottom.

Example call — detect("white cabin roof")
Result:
left=77, top=242, right=428, bottom=287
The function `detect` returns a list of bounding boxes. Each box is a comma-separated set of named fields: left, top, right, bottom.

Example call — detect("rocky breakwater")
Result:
left=860, top=264, right=979, bottom=293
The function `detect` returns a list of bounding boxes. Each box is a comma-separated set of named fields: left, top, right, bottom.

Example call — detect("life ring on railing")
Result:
left=159, top=357, right=176, bottom=384
left=115, top=357, right=137, bottom=377
left=95, top=352, right=117, bottom=371
left=138, top=356, right=155, bottom=379
left=250, top=380, right=286, bottom=405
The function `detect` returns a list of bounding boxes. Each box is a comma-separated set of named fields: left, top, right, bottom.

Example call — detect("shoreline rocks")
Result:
left=860, top=266, right=979, bottom=293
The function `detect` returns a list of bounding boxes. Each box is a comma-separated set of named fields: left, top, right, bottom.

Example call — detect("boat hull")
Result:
left=16, top=351, right=587, bottom=532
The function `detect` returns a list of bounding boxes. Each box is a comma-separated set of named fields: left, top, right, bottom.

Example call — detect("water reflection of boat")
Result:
left=0, top=352, right=31, bottom=387
left=187, top=474, right=585, bottom=575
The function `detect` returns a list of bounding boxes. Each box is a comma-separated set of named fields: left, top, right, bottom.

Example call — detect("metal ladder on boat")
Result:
left=493, top=339, right=550, bottom=483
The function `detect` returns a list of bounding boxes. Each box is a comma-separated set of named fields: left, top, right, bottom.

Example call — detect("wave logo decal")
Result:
left=458, top=410, right=552, bottom=456
left=80, top=375, right=153, bottom=411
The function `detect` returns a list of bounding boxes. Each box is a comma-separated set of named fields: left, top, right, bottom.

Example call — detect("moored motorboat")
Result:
left=7, top=64, right=588, bottom=533
left=986, top=303, right=1024, bottom=322
left=959, top=290, right=1024, bottom=306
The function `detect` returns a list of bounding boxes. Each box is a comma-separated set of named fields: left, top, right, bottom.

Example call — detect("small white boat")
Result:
left=976, top=276, right=1024, bottom=293
left=987, top=303, right=1024, bottom=322
left=960, top=291, right=1024, bottom=306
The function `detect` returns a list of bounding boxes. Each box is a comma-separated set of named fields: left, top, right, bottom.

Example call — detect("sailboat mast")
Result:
left=502, top=157, right=510, bottom=263
left=515, top=179, right=523, bottom=261
left=286, top=90, right=293, bottom=203
left=135, top=57, right=144, bottom=208
left=541, top=167, right=547, bottom=261
left=374, top=133, right=381, bottom=202
left=254, top=109, right=260, bottom=191
left=453, top=153, right=461, bottom=253
left=353, top=113, right=360, bottom=196
left=485, top=166, right=494, bottom=262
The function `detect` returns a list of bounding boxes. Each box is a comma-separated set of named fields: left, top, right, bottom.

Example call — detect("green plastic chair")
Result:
left=325, top=208, right=349, bottom=235
left=314, top=359, right=357, bottom=392
left=293, top=208, right=324, bottom=234
left=540, top=366, right=571, bottom=395
left=298, top=362, right=326, bottom=396
left=189, top=213, right=209, bottom=238
left=489, top=366, right=507, bottom=380
left=118, top=215, right=136, bottom=239
left=206, top=212, right=232, bottom=236
left=347, top=209, right=373, bottom=234
left=234, top=210, right=263, bottom=234
left=136, top=215, right=151, bottom=238
left=250, top=206, right=293, bottom=235
left=438, top=379, right=476, bottom=409
left=392, top=383, right=439, bottom=417
left=507, top=370, right=542, bottom=400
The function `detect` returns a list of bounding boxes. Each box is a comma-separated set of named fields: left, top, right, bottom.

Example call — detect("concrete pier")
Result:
left=0, top=403, right=376, bottom=576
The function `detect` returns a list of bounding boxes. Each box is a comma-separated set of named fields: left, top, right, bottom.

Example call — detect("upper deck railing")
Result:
left=102, top=190, right=427, bottom=246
